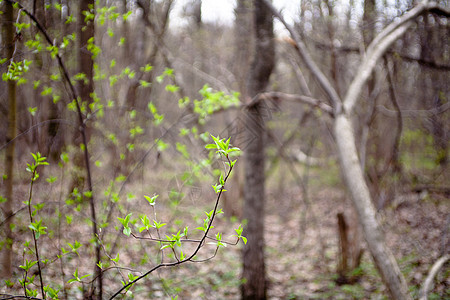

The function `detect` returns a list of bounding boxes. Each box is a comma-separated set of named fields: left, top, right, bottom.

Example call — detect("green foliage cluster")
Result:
left=0, top=1, right=245, bottom=299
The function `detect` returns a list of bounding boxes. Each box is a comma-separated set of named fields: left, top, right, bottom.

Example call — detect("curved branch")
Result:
left=419, top=254, right=449, bottom=300
left=343, top=1, right=442, bottom=114
left=5, top=1, right=103, bottom=295
left=255, top=92, right=333, bottom=115
left=344, top=23, right=411, bottom=114
left=376, top=102, right=450, bottom=118
left=109, top=155, right=236, bottom=299
left=368, top=2, right=442, bottom=54
left=261, top=0, right=342, bottom=114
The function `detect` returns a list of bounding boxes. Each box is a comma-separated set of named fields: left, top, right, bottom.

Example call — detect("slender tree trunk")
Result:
left=325, top=0, right=341, bottom=96
left=337, top=213, right=349, bottom=280
left=334, top=114, right=411, bottom=300
left=221, top=0, right=252, bottom=218
left=241, top=1, right=275, bottom=299
left=234, top=0, right=252, bottom=96
left=1, top=1, right=16, bottom=279
left=76, top=1, right=102, bottom=298
left=263, top=1, right=440, bottom=298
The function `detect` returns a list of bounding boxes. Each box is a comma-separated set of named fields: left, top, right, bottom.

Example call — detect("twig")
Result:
left=246, top=92, right=333, bottom=116
left=384, top=56, right=403, bottom=174
left=108, top=154, right=236, bottom=299
left=262, top=0, right=342, bottom=114
left=419, top=254, right=449, bottom=300
left=26, top=170, right=46, bottom=299
left=343, top=1, right=442, bottom=114
left=376, top=102, right=450, bottom=118
left=4, top=0, right=103, bottom=295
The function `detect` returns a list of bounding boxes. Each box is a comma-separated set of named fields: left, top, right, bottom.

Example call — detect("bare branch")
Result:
left=419, top=254, right=449, bottom=300
left=253, top=92, right=334, bottom=115
left=109, top=155, right=236, bottom=299
left=174, top=58, right=231, bottom=93
left=376, top=102, right=450, bottom=118
left=262, top=0, right=342, bottom=114
left=428, top=6, right=450, bottom=17
left=368, top=2, right=433, bottom=53
left=344, top=1, right=442, bottom=114
left=302, top=37, right=450, bottom=71
left=344, top=23, right=411, bottom=113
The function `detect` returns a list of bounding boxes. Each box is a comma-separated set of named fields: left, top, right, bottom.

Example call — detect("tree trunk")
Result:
left=1, top=1, right=16, bottom=279
left=241, top=1, right=275, bottom=299
left=262, top=1, right=440, bottom=299
left=334, top=114, right=411, bottom=300
left=337, top=213, right=349, bottom=280
left=221, top=0, right=253, bottom=218
left=76, top=1, right=102, bottom=298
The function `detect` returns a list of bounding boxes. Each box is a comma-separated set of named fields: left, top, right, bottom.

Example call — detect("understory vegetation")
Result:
left=1, top=0, right=448, bottom=299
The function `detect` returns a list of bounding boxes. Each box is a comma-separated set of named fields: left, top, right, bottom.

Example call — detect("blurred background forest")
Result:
left=0, top=0, right=448, bottom=299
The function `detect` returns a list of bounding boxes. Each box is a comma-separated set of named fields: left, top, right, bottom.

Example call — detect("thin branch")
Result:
left=0, top=206, right=27, bottom=228
left=130, top=232, right=239, bottom=246
left=109, top=155, right=236, bottom=299
left=376, top=102, right=450, bottom=118
left=384, top=56, right=403, bottom=174
left=262, top=0, right=342, bottom=114
left=250, top=92, right=334, bottom=115
left=26, top=170, right=46, bottom=299
left=344, top=1, right=442, bottom=114
left=419, top=254, right=449, bottom=300
left=303, top=36, right=450, bottom=71
left=284, top=53, right=313, bottom=97
left=4, top=0, right=103, bottom=295
left=0, top=295, right=42, bottom=300
left=174, top=57, right=231, bottom=93
left=137, top=0, right=187, bottom=101
left=344, top=23, right=411, bottom=113
left=369, top=1, right=444, bottom=52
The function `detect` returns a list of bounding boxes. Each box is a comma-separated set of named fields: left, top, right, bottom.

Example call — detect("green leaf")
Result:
left=111, top=253, right=120, bottom=263
left=28, top=107, right=37, bottom=116
left=144, top=194, right=158, bottom=206
left=123, top=10, right=132, bottom=21
left=118, top=213, right=132, bottom=228
left=165, top=84, right=179, bottom=93
left=153, top=220, right=166, bottom=229
left=19, top=259, right=37, bottom=272
left=123, top=227, right=131, bottom=236
left=139, top=80, right=150, bottom=87
left=140, top=64, right=153, bottom=72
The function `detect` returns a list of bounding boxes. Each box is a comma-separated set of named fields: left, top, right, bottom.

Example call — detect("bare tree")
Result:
left=263, top=1, right=448, bottom=299
left=77, top=1, right=102, bottom=298
left=0, top=0, right=17, bottom=279
left=241, top=1, right=275, bottom=299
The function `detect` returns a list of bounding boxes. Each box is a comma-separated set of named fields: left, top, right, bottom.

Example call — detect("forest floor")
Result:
left=131, top=169, right=449, bottom=300
left=1, top=161, right=448, bottom=300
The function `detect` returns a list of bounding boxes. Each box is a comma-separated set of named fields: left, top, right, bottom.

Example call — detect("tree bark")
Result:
left=77, top=1, right=102, bottom=298
left=334, top=114, right=411, bottom=300
left=1, top=1, right=16, bottom=279
left=241, top=1, right=275, bottom=299
left=337, top=213, right=349, bottom=279
left=260, top=1, right=445, bottom=299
